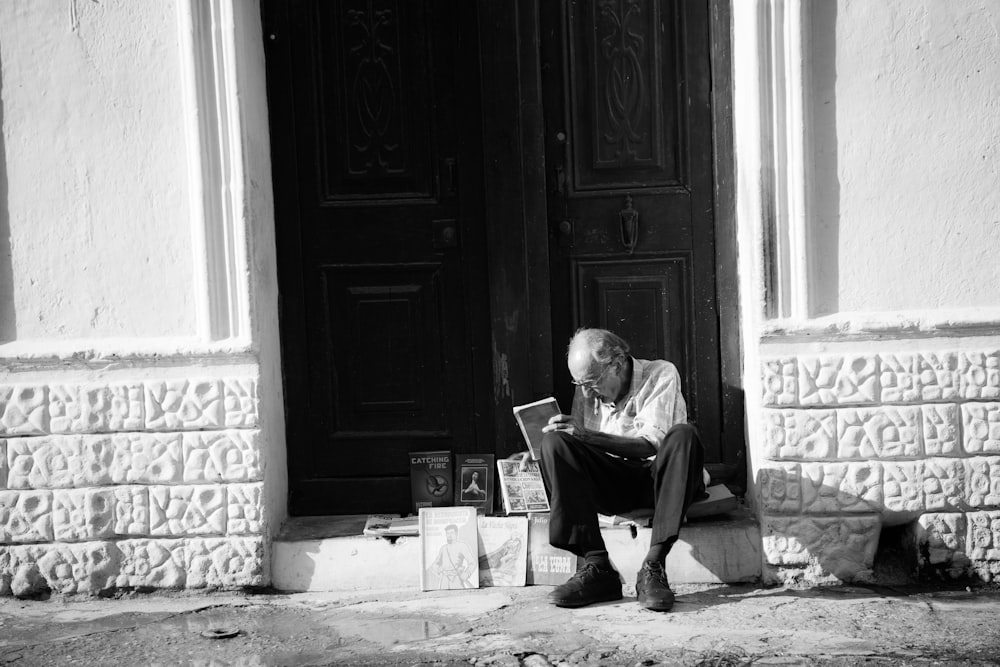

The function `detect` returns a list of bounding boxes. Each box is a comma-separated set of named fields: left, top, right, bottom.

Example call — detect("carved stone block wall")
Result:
left=760, top=348, right=1000, bottom=583
left=0, top=375, right=265, bottom=596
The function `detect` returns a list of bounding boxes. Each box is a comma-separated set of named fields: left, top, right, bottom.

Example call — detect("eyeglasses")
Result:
left=571, top=362, right=614, bottom=391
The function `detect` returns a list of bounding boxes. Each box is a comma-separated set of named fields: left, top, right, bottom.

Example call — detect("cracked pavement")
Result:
left=1, top=583, right=999, bottom=666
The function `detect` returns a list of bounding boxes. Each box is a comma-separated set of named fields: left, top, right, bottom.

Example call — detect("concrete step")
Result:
left=272, top=510, right=761, bottom=593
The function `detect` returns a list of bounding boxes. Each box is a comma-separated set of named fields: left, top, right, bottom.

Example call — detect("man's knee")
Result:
left=539, top=429, right=575, bottom=462
left=653, top=423, right=701, bottom=463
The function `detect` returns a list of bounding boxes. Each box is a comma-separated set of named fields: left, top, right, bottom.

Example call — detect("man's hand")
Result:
left=542, top=413, right=582, bottom=436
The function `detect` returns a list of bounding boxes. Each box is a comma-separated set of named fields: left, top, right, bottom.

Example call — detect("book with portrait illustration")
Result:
left=419, top=506, right=480, bottom=591
left=496, top=458, right=550, bottom=514
left=477, top=515, right=528, bottom=587
left=512, top=397, right=560, bottom=459
left=409, top=450, right=454, bottom=512
left=455, top=453, right=495, bottom=513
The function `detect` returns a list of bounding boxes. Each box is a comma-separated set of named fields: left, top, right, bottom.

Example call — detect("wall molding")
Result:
left=178, top=0, right=251, bottom=343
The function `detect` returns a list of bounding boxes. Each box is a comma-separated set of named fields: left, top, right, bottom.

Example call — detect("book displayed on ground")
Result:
left=477, top=515, right=528, bottom=587
left=362, top=513, right=419, bottom=537
left=526, top=512, right=580, bottom=585
left=512, top=397, right=560, bottom=460
left=409, top=450, right=454, bottom=512
left=496, top=458, right=550, bottom=514
left=455, top=453, right=495, bottom=513
left=419, top=506, right=480, bottom=591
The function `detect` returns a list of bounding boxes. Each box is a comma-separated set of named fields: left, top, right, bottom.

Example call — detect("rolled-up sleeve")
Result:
left=632, top=368, right=680, bottom=451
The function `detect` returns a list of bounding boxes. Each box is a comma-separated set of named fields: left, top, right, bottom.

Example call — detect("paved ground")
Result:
left=1, top=582, right=999, bottom=666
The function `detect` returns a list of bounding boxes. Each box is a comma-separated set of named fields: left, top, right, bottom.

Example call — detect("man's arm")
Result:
left=543, top=414, right=656, bottom=459
left=575, top=429, right=656, bottom=459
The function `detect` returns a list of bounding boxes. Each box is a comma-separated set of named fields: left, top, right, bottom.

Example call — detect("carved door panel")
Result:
left=265, top=0, right=490, bottom=514
left=542, top=0, right=727, bottom=468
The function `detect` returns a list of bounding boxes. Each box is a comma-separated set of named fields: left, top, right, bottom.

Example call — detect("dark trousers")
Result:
left=538, top=423, right=706, bottom=556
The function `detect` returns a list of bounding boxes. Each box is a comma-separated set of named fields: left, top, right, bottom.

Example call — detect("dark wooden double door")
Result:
left=264, top=0, right=732, bottom=515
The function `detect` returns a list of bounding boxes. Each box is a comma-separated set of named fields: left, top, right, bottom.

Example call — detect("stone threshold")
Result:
left=271, top=510, right=762, bottom=593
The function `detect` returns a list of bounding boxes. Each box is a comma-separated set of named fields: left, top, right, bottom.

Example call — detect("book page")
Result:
left=512, top=397, right=561, bottom=458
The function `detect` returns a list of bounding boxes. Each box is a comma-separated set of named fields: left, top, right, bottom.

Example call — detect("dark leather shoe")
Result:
left=549, top=562, right=623, bottom=608
left=636, top=561, right=674, bottom=611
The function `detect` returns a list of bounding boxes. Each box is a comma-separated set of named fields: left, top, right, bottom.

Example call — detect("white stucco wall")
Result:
left=0, top=0, right=284, bottom=595
left=0, top=0, right=195, bottom=342
left=737, top=0, right=1000, bottom=585
left=812, top=0, right=1000, bottom=314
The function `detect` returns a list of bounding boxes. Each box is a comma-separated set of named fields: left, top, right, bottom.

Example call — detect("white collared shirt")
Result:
left=571, top=357, right=688, bottom=455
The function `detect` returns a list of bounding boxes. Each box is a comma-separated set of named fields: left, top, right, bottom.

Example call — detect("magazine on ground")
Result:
left=418, top=506, right=480, bottom=591
left=455, top=453, right=495, bottom=513
left=363, top=514, right=419, bottom=537
left=496, top=458, right=550, bottom=514
left=477, top=515, right=528, bottom=587
left=526, top=512, right=579, bottom=585
left=512, top=397, right=560, bottom=460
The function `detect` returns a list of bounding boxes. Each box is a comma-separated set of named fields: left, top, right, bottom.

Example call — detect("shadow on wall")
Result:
left=809, top=1, right=840, bottom=317
left=0, top=43, right=15, bottom=342
left=756, top=466, right=944, bottom=585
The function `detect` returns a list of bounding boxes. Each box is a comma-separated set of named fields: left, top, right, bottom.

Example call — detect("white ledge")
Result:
left=760, top=308, right=1000, bottom=341
left=0, top=337, right=256, bottom=368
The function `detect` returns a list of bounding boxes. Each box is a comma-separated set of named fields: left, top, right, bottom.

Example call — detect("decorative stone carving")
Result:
left=758, top=463, right=802, bottom=513
left=186, top=536, right=265, bottom=588
left=36, top=541, right=121, bottom=594
left=115, top=539, right=186, bottom=589
left=967, top=511, right=1000, bottom=581
left=837, top=406, right=921, bottom=459
left=222, top=378, right=259, bottom=428
left=227, top=483, right=264, bottom=535
left=762, top=514, right=881, bottom=580
left=762, top=409, right=835, bottom=460
left=917, top=513, right=969, bottom=576
left=49, top=383, right=144, bottom=434
left=922, top=404, right=960, bottom=456
left=110, top=433, right=183, bottom=485
left=145, top=379, right=224, bottom=431
left=0, top=491, right=53, bottom=542
left=149, top=485, right=227, bottom=536
left=879, top=354, right=920, bottom=403
left=960, top=351, right=1000, bottom=400
left=798, top=355, right=878, bottom=406
left=0, top=440, right=6, bottom=490
left=0, top=385, right=48, bottom=435
left=966, top=457, right=1000, bottom=508
left=113, top=486, right=150, bottom=536
left=882, top=461, right=923, bottom=514
left=962, top=403, right=1000, bottom=454
left=183, top=431, right=262, bottom=483
left=53, top=488, right=116, bottom=542
left=881, top=353, right=960, bottom=403
left=8, top=437, right=80, bottom=489
left=800, top=462, right=882, bottom=513
left=923, top=458, right=965, bottom=511
left=762, top=358, right=798, bottom=406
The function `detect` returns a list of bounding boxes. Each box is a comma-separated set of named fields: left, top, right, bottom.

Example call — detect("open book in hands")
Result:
left=512, top=397, right=561, bottom=460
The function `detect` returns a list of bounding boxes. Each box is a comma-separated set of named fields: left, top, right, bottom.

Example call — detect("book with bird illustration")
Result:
left=409, top=450, right=454, bottom=512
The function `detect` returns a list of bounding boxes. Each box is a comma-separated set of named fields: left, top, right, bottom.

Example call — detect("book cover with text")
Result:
left=526, top=512, right=580, bottom=585
left=477, top=515, right=528, bottom=587
left=497, top=458, right=550, bottom=514
left=419, top=506, right=480, bottom=591
left=409, top=450, right=454, bottom=512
